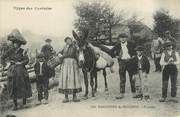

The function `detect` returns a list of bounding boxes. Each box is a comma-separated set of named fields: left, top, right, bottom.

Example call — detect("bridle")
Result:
left=80, top=46, right=96, bottom=73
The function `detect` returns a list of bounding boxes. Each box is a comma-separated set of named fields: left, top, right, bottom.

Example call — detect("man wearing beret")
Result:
left=41, top=39, right=55, bottom=61
left=159, top=42, right=180, bottom=102
left=41, top=39, right=56, bottom=79
left=111, top=33, right=136, bottom=99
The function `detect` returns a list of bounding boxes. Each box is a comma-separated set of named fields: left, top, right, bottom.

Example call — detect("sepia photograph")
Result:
left=0, top=0, right=180, bottom=117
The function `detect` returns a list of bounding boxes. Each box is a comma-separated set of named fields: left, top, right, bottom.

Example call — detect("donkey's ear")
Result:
left=83, top=29, right=89, bottom=40
left=72, top=30, right=81, bottom=42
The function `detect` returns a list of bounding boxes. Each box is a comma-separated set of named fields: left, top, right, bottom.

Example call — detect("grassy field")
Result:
left=1, top=59, right=180, bottom=117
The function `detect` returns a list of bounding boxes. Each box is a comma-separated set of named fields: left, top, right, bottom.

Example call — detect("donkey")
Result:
left=72, top=30, right=110, bottom=98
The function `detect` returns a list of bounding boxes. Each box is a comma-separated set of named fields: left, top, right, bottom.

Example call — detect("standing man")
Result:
left=111, top=33, right=136, bottom=99
left=41, top=39, right=56, bottom=78
left=159, top=31, right=176, bottom=58
left=41, top=39, right=55, bottom=61
left=159, top=42, right=180, bottom=102
left=151, top=34, right=162, bottom=72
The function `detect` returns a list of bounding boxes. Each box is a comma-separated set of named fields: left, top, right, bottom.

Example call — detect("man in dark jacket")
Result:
left=41, top=39, right=55, bottom=78
left=41, top=39, right=55, bottom=60
left=111, top=33, right=136, bottom=99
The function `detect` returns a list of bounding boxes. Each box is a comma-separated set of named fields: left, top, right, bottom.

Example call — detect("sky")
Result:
left=0, top=0, right=180, bottom=41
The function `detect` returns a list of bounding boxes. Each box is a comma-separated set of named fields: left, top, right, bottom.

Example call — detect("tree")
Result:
left=74, top=1, right=123, bottom=44
left=153, top=9, right=179, bottom=38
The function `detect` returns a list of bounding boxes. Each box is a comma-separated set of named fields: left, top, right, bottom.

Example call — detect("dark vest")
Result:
left=164, top=50, right=177, bottom=63
left=130, top=55, right=150, bottom=74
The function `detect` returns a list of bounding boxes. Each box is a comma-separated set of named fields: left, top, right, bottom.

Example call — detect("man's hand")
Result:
left=168, top=58, right=174, bottom=65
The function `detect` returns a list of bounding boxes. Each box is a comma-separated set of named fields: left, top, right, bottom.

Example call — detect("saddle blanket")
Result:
left=88, top=43, right=114, bottom=67
left=96, top=56, right=108, bottom=69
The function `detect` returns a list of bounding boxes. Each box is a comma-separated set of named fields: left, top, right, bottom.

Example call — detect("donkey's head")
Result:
left=72, top=30, right=88, bottom=67
left=72, top=30, right=95, bottom=71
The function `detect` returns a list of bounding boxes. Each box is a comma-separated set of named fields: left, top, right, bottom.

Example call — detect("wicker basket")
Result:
left=47, top=55, right=63, bottom=69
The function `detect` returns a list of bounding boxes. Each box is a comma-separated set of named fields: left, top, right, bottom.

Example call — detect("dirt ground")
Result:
left=1, top=60, right=180, bottom=117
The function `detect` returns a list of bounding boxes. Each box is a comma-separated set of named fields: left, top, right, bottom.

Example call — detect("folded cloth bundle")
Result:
left=96, top=56, right=108, bottom=69
left=88, top=43, right=114, bottom=72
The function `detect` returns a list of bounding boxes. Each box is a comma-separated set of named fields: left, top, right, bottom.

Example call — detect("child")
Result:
left=159, top=42, right=180, bottom=102
left=132, top=46, right=150, bottom=100
left=34, top=53, right=51, bottom=105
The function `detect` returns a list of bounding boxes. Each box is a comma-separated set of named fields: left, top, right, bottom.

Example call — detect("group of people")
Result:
left=0, top=29, right=179, bottom=111
left=112, top=31, right=179, bottom=103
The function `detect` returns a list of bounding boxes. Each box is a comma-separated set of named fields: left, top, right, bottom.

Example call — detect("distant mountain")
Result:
left=0, top=30, right=65, bottom=55
left=21, top=30, right=64, bottom=53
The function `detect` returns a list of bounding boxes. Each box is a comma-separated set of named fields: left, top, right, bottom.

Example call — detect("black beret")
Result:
left=135, top=46, right=144, bottom=51
left=118, top=33, right=128, bottom=38
left=45, top=38, right=52, bottom=42
left=36, top=53, right=45, bottom=59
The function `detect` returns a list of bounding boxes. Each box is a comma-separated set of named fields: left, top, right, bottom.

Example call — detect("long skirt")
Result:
left=59, top=58, right=82, bottom=94
left=7, top=64, right=32, bottom=99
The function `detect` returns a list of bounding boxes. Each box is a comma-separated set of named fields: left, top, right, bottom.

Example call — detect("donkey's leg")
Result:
left=90, top=72, right=95, bottom=97
left=103, top=69, right=108, bottom=91
left=83, top=70, right=88, bottom=97
left=94, top=71, right=98, bottom=93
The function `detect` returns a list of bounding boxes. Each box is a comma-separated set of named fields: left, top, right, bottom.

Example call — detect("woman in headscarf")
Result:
left=58, top=37, right=82, bottom=103
left=0, top=29, right=32, bottom=110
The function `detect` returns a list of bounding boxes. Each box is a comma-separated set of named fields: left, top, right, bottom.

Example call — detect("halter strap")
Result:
left=82, top=47, right=96, bottom=73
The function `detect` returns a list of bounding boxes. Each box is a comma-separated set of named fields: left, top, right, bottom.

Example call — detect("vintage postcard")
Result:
left=0, top=0, right=180, bottom=117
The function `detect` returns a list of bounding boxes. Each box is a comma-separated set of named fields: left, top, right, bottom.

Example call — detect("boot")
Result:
left=73, top=93, right=80, bottom=102
left=159, top=97, right=166, bottom=102
left=62, top=94, right=69, bottom=103
left=36, top=100, right=42, bottom=105
left=23, top=98, right=26, bottom=105
left=13, top=99, right=18, bottom=111
left=144, top=95, right=150, bottom=101
left=43, top=99, right=48, bottom=104
left=22, top=98, right=28, bottom=108
left=137, top=94, right=143, bottom=101
left=116, top=93, right=124, bottom=99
